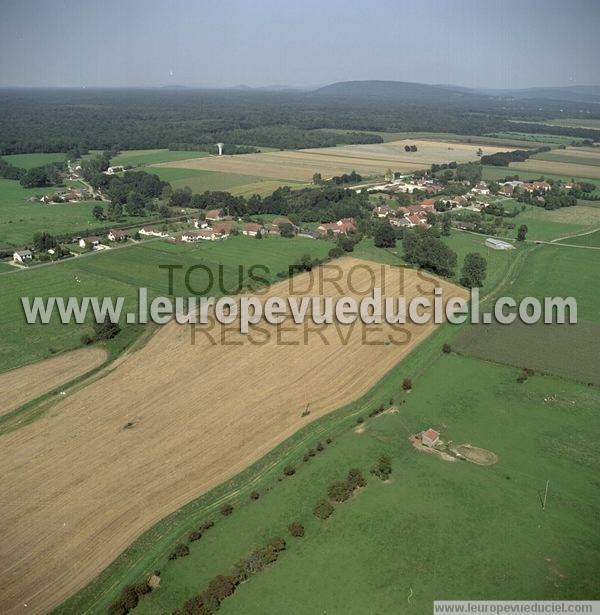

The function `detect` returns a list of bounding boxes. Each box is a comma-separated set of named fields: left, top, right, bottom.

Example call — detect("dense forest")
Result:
left=1, top=87, right=599, bottom=155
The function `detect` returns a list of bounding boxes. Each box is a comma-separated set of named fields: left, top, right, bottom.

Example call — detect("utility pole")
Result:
left=542, top=480, right=549, bottom=510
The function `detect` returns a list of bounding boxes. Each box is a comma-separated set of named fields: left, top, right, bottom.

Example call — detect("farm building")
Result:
left=242, top=223, right=263, bottom=237
left=485, top=238, right=515, bottom=250
left=108, top=229, right=130, bottom=242
left=212, top=221, right=234, bottom=237
left=317, top=218, right=357, bottom=236
left=139, top=227, right=169, bottom=238
left=205, top=209, right=223, bottom=222
left=13, top=249, right=33, bottom=264
left=421, top=428, right=440, bottom=447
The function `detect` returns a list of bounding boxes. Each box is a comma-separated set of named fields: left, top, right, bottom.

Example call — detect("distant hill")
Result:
left=312, top=80, right=486, bottom=102
left=312, top=80, right=600, bottom=105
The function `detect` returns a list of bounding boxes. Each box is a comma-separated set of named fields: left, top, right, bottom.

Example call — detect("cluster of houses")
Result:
left=362, top=176, right=445, bottom=195
left=498, top=180, right=551, bottom=196
left=40, top=186, right=93, bottom=204
left=372, top=198, right=439, bottom=229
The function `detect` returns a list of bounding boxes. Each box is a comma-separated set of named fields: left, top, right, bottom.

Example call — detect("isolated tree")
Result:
left=92, top=204, right=105, bottom=221
left=517, top=224, right=528, bottom=242
left=374, top=220, right=396, bottom=248
left=279, top=222, right=295, bottom=238
left=125, top=191, right=146, bottom=216
left=442, top=213, right=451, bottom=236
left=106, top=200, right=123, bottom=221
left=460, top=252, right=487, bottom=288
left=312, top=172, right=323, bottom=185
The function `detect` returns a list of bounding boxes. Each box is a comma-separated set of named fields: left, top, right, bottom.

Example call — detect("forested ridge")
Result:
left=1, top=87, right=599, bottom=155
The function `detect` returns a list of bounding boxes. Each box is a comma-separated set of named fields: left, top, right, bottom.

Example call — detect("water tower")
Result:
left=216, top=143, right=224, bottom=156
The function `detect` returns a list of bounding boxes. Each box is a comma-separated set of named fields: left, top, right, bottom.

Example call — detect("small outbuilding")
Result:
left=422, top=428, right=440, bottom=448
left=485, top=237, right=515, bottom=251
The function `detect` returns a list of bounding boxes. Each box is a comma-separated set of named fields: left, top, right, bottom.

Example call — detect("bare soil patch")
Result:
left=454, top=444, right=499, bottom=466
left=0, top=258, right=467, bottom=614
left=0, top=347, right=107, bottom=417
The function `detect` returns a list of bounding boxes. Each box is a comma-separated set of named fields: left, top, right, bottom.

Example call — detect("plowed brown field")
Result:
left=0, top=259, right=467, bottom=613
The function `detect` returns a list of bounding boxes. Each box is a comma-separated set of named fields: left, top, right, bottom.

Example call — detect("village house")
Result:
left=471, top=181, right=490, bottom=195
left=242, top=222, right=263, bottom=237
left=388, top=216, right=411, bottom=228
left=317, top=217, right=357, bottom=236
left=421, top=428, right=440, bottom=448
left=139, top=227, right=169, bottom=238
left=79, top=236, right=101, bottom=250
left=373, top=204, right=392, bottom=218
left=13, top=249, right=33, bottom=264
left=205, top=209, right=223, bottom=222
left=107, top=229, right=130, bottom=241
left=193, top=219, right=210, bottom=229
left=182, top=228, right=223, bottom=242
left=522, top=180, right=551, bottom=193
left=105, top=166, right=125, bottom=175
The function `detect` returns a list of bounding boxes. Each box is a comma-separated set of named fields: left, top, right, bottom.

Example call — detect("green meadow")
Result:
left=59, top=337, right=600, bottom=614
left=2, top=152, right=67, bottom=169
left=0, top=236, right=331, bottom=373
left=0, top=178, right=155, bottom=246
left=455, top=244, right=600, bottom=385
left=111, top=149, right=211, bottom=167
left=139, top=165, right=298, bottom=196
left=489, top=131, right=587, bottom=146
left=558, top=229, right=600, bottom=247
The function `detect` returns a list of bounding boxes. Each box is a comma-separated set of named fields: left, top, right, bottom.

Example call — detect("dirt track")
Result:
left=0, top=347, right=106, bottom=417
left=0, top=259, right=467, bottom=613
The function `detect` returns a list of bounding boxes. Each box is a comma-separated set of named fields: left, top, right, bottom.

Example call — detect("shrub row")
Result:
left=370, top=455, right=392, bottom=481
left=108, top=578, right=155, bottom=614
left=314, top=468, right=367, bottom=519
left=188, top=519, right=215, bottom=543
left=172, top=537, right=288, bottom=615
left=302, top=437, right=332, bottom=463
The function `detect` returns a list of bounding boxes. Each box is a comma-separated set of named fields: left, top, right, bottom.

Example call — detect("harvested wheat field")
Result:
left=0, top=258, right=467, bottom=614
left=0, top=347, right=106, bottom=417
left=156, top=140, right=513, bottom=182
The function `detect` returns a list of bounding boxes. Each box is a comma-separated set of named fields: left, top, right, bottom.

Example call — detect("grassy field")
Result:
left=141, top=165, right=301, bottom=196
left=2, top=152, right=66, bottom=168
left=111, top=149, right=211, bottom=167
left=489, top=131, right=587, bottom=146
left=558, top=229, right=600, bottom=247
left=0, top=178, right=156, bottom=246
left=0, top=261, right=15, bottom=272
left=455, top=244, right=600, bottom=384
left=531, top=148, right=600, bottom=167
left=481, top=165, right=600, bottom=194
left=510, top=159, right=600, bottom=181
left=60, top=343, right=600, bottom=614
left=507, top=204, right=600, bottom=242
left=0, top=236, right=331, bottom=373
left=529, top=119, right=600, bottom=130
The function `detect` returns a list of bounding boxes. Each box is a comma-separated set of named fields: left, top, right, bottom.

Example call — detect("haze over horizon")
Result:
left=1, top=0, right=599, bottom=90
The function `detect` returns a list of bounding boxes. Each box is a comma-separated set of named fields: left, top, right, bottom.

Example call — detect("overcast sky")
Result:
left=1, top=0, right=598, bottom=89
